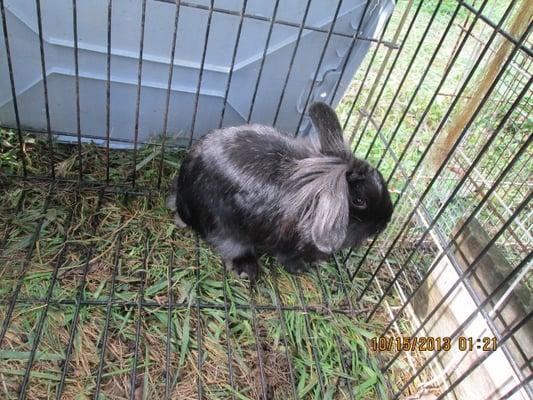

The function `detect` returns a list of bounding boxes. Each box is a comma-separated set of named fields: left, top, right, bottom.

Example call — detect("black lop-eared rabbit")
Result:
left=167, top=102, right=393, bottom=280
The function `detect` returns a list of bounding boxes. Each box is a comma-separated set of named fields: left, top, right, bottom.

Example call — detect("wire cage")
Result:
left=0, top=0, right=531, bottom=399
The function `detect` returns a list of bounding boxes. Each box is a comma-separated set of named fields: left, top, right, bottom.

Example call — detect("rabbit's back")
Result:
left=175, top=125, right=318, bottom=254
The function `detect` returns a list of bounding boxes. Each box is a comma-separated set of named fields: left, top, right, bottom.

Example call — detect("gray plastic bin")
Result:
left=0, top=0, right=394, bottom=147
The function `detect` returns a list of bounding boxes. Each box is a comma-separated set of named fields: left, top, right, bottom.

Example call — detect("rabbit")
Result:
left=167, top=102, right=393, bottom=280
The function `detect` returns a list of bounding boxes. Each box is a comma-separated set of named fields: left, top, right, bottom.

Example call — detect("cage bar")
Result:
left=71, top=0, right=82, bottom=181
left=157, top=0, right=181, bottom=190
left=219, top=0, right=248, bottom=128
left=94, top=228, right=124, bottom=398
left=269, top=267, right=299, bottom=399
left=55, top=189, right=106, bottom=398
left=102, top=0, right=113, bottom=184
left=221, top=263, right=237, bottom=399
left=128, top=228, right=149, bottom=399
left=188, top=0, right=214, bottom=148
left=246, top=0, right=281, bottom=123
left=248, top=284, right=269, bottom=400
left=34, top=0, right=55, bottom=178
left=294, top=0, right=344, bottom=136
left=194, top=235, right=204, bottom=398
left=131, top=0, right=148, bottom=188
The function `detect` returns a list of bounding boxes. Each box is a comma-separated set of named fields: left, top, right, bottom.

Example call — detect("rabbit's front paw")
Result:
left=231, top=253, right=261, bottom=281
left=277, top=254, right=306, bottom=275
left=173, top=213, right=187, bottom=228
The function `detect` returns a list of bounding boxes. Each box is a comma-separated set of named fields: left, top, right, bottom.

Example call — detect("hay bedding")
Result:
left=0, top=130, right=385, bottom=399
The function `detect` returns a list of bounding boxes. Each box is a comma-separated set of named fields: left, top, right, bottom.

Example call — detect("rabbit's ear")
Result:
left=288, top=158, right=350, bottom=253
left=310, top=185, right=349, bottom=253
left=309, top=102, right=348, bottom=157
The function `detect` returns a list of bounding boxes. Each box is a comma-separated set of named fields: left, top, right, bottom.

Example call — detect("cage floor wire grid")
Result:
left=1, top=0, right=532, bottom=399
left=0, top=178, right=385, bottom=399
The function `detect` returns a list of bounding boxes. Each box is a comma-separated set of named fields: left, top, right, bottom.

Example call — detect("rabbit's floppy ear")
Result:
left=286, top=158, right=350, bottom=253
left=309, top=102, right=349, bottom=158
left=310, top=180, right=349, bottom=253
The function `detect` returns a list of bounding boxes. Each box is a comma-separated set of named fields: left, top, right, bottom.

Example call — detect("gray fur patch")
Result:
left=207, top=234, right=251, bottom=262
left=284, top=157, right=349, bottom=253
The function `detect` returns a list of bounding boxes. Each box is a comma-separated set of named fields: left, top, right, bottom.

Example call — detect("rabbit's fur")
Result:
left=167, top=102, right=393, bottom=279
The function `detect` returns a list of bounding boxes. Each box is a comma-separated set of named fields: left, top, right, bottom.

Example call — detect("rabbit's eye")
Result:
left=353, top=197, right=366, bottom=208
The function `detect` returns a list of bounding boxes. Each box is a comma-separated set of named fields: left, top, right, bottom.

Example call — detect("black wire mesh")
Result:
left=0, top=0, right=531, bottom=399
